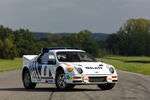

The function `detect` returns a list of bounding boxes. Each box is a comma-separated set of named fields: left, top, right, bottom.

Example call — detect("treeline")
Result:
left=37, top=30, right=102, bottom=57
left=105, top=18, right=150, bottom=56
left=0, top=26, right=38, bottom=59
left=0, top=27, right=102, bottom=59
left=0, top=18, right=150, bottom=59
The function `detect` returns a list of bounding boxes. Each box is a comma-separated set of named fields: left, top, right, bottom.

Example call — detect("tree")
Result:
left=107, top=18, right=150, bottom=56
left=61, top=30, right=100, bottom=57
left=13, top=29, right=37, bottom=56
left=0, top=25, right=16, bottom=59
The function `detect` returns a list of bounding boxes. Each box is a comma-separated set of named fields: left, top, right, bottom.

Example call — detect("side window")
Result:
left=40, top=53, right=55, bottom=64
left=40, top=53, right=49, bottom=64
left=49, top=54, right=55, bottom=60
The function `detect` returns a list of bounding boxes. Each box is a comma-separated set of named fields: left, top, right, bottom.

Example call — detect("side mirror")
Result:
left=48, top=60, right=56, bottom=65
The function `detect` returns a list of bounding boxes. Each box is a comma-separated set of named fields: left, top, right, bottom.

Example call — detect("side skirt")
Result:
left=31, top=78, right=55, bottom=84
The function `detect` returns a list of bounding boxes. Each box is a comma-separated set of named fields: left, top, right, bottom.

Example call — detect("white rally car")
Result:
left=22, top=47, right=118, bottom=90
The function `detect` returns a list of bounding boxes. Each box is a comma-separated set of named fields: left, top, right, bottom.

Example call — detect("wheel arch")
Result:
left=55, top=66, right=65, bottom=78
left=56, top=66, right=65, bottom=74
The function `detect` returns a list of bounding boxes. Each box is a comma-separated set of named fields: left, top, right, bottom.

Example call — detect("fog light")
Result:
left=107, top=76, right=112, bottom=82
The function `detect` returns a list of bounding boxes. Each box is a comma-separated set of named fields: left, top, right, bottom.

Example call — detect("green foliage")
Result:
left=13, top=29, right=37, bottom=56
left=0, top=25, right=40, bottom=59
left=61, top=30, right=100, bottom=57
left=38, top=30, right=100, bottom=57
left=0, top=25, right=16, bottom=59
left=98, top=48, right=113, bottom=57
left=0, top=25, right=102, bottom=59
left=106, top=18, right=150, bottom=56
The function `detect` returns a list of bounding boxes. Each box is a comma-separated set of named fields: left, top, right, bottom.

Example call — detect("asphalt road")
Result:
left=0, top=70, right=150, bottom=100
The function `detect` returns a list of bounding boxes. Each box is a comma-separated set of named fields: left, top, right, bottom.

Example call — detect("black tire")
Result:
left=56, top=71, right=75, bottom=90
left=97, top=83, right=115, bottom=90
left=67, top=84, right=75, bottom=89
left=22, top=69, right=36, bottom=89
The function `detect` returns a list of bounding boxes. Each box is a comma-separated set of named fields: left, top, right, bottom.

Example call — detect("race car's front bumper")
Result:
left=65, top=74, right=118, bottom=85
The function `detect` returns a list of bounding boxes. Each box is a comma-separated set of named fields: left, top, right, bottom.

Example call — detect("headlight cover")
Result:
left=109, top=67, right=114, bottom=74
left=77, top=68, right=83, bottom=74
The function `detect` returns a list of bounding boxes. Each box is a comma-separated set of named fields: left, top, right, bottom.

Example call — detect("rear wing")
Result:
left=23, top=55, right=37, bottom=66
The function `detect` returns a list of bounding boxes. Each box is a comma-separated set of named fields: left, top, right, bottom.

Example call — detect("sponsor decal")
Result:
left=48, top=80, right=53, bottom=83
left=69, top=75, right=72, bottom=80
left=66, top=75, right=69, bottom=79
left=68, top=67, right=74, bottom=72
left=85, top=66, right=102, bottom=69
left=66, top=75, right=72, bottom=80
left=99, top=64, right=103, bottom=66
left=45, top=80, right=53, bottom=83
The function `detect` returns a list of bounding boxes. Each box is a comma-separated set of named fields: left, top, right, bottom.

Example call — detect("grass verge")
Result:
left=99, top=56, right=150, bottom=75
left=0, top=58, right=22, bottom=72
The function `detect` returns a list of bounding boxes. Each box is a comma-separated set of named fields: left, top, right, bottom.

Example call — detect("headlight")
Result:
left=77, top=68, right=83, bottom=74
left=109, top=67, right=114, bottom=73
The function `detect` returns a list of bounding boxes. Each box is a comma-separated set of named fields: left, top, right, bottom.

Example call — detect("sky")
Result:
left=0, top=0, right=150, bottom=33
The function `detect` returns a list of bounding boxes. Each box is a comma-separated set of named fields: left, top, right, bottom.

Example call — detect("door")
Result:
left=39, top=53, right=55, bottom=79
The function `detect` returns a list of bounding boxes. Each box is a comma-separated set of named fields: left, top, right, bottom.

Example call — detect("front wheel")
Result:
left=23, top=70, right=36, bottom=89
left=56, top=71, right=75, bottom=90
left=97, top=83, right=115, bottom=90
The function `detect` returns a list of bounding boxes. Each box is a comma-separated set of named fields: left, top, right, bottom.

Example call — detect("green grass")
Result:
left=0, top=58, right=22, bottom=72
left=98, top=56, right=150, bottom=75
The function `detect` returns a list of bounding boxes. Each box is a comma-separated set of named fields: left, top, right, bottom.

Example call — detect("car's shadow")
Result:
left=0, top=87, right=101, bottom=92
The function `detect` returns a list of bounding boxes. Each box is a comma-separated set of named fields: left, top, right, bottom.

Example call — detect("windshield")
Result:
left=57, top=52, right=97, bottom=62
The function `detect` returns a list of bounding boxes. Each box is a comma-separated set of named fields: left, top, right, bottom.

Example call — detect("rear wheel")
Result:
left=97, top=83, right=115, bottom=90
left=23, top=69, right=36, bottom=89
left=56, top=71, right=75, bottom=90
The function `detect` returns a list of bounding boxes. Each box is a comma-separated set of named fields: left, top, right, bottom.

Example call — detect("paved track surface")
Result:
left=0, top=70, right=150, bottom=100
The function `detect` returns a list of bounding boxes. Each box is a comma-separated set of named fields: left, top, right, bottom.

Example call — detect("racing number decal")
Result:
left=41, top=65, right=53, bottom=79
